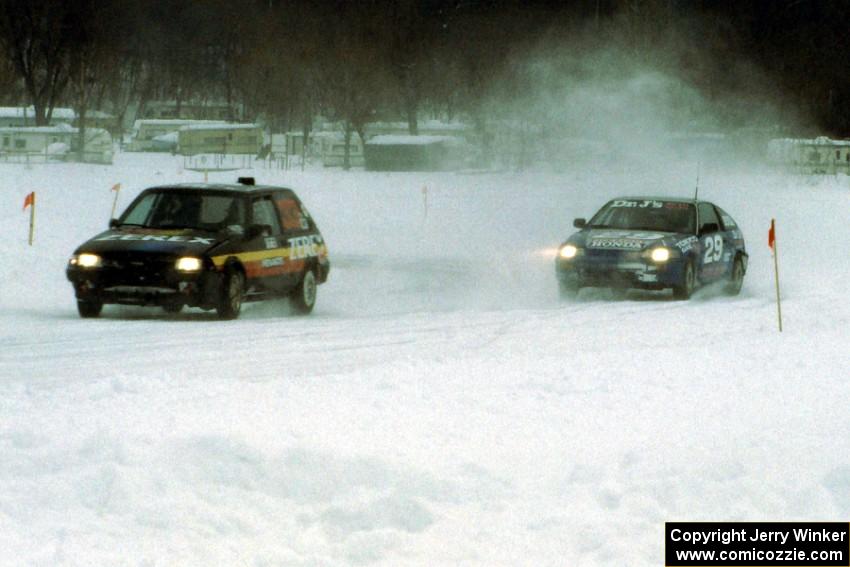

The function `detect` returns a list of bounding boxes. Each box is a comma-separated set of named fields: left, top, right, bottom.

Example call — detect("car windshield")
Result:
left=588, top=199, right=696, bottom=233
left=119, top=191, right=246, bottom=231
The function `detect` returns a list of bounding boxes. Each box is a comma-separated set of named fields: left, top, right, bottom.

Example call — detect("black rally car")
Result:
left=555, top=197, right=747, bottom=299
left=66, top=178, right=329, bottom=319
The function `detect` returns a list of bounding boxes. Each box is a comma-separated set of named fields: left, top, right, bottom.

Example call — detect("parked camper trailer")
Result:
left=364, top=135, right=465, bottom=171
left=76, top=128, right=114, bottom=164
left=177, top=123, right=263, bottom=156
left=79, top=110, right=117, bottom=135
left=0, top=124, right=74, bottom=161
left=311, top=132, right=364, bottom=167
left=0, top=106, right=75, bottom=128
left=140, top=100, right=237, bottom=121
left=0, top=124, right=113, bottom=164
left=128, top=119, right=225, bottom=152
left=768, top=136, right=850, bottom=174
left=0, top=107, right=117, bottom=137
left=362, top=120, right=471, bottom=140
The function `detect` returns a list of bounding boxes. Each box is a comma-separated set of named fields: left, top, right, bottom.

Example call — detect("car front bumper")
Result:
left=556, top=252, right=686, bottom=290
left=67, top=264, right=221, bottom=308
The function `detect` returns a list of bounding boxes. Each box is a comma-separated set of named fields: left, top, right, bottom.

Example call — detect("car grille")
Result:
left=98, top=252, right=175, bottom=286
left=584, top=249, right=643, bottom=262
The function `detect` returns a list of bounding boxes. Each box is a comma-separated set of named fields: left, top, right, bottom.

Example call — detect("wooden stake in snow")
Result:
left=769, top=218, right=783, bottom=332
left=422, top=185, right=428, bottom=222
left=23, top=191, right=35, bottom=245
left=109, top=183, right=122, bottom=219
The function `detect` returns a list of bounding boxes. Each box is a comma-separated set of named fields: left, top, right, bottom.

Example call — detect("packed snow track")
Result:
left=1, top=155, right=848, bottom=565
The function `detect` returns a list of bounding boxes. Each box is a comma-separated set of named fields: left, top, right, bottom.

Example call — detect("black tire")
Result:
left=610, top=287, right=628, bottom=300
left=558, top=281, right=581, bottom=301
left=672, top=260, right=696, bottom=300
left=216, top=269, right=244, bottom=320
left=290, top=269, right=317, bottom=314
left=724, top=255, right=744, bottom=296
left=163, top=303, right=183, bottom=314
left=77, top=299, right=103, bottom=318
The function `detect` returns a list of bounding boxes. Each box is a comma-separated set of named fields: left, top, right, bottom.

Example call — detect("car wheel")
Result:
left=673, top=260, right=695, bottom=300
left=291, top=268, right=317, bottom=315
left=724, top=255, right=744, bottom=296
left=77, top=299, right=103, bottom=318
left=610, top=287, right=628, bottom=300
left=216, top=269, right=244, bottom=320
left=163, top=303, right=183, bottom=314
left=558, top=279, right=580, bottom=300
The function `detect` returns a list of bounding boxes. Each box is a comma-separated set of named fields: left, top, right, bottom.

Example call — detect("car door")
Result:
left=696, top=202, right=732, bottom=283
left=246, top=194, right=289, bottom=292
left=716, top=206, right=745, bottom=255
left=273, top=191, right=315, bottom=290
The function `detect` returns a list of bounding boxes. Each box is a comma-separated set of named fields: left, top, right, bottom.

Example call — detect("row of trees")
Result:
left=0, top=0, right=848, bottom=159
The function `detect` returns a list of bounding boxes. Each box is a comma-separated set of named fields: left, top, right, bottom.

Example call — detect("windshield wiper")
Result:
left=156, top=224, right=195, bottom=230
left=629, top=226, right=665, bottom=232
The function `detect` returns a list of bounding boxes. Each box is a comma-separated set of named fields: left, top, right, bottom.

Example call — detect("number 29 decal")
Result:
left=703, top=235, right=723, bottom=263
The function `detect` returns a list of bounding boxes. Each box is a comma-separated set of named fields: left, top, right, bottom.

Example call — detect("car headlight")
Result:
left=175, top=257, right=203, bottom=272
left=650, top=247, right=671, bottom=262
left=559, top=244, right=579, bottom=259
left=71, top=253, right=102, bottom=268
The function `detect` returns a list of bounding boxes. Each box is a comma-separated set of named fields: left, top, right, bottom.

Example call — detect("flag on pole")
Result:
left=768, top=220, right=776, bottom=252
left=110, top=183, right=122, bottom=219
left=23, top=191, right=36, bottom=246
left=769, top=218, right=782, bottom=332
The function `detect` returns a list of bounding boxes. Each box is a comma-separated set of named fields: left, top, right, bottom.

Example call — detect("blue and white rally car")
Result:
left=555, top=197, right=747, bottom=299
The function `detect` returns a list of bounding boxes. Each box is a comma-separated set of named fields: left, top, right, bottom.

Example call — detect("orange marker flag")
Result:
left=769, top=218, right=782, bottom=332
left=768, top=220, right=775, bottom=252
left=23, top=191, right=35, bottom=245
left=110, top=183, right=122, bottom=219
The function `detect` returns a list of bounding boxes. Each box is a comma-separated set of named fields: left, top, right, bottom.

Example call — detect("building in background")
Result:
left=310, top=132, right=364, bottom=167
left=140, top=100, right=239, bottom=121
left=0, top=107, right=76, bottom=128
left=0, top=123, right=113, bottom=164
left=128, top=119, right=226, bottom=152
left=177, top=123, right=263, bottom=156
left=364, top=135, right=467, bottom=171
left=768, top=136, right=850, bottom=174
left=77, top=110, right=117, bottom=136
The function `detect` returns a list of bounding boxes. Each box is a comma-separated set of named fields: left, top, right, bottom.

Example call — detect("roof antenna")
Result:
left=693, top=162, right=700, bottom=201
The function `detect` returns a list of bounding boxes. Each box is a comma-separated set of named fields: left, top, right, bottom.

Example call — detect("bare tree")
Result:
left=316, top=2, right=390, bottom=169
left=385, top=1, right=432, bottom=135
left=0, top=0, right=75, bottom=125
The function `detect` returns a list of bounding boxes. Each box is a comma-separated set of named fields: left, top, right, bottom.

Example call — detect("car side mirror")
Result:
left=700, top=222, right=719, bottom=235
left=109, top=218, right=120, bottom=229
left=245, top=223, right=271, bottom=240
left=221, top=224, right=245, bottom=237
left=573, top=218, right=587, bottom=229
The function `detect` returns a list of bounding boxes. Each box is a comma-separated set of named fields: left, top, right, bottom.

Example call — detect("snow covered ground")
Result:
left=0, top=152, right=848, bottom=566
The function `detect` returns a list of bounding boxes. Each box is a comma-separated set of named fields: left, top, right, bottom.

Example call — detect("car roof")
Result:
left=143, top=183, right=297, bottom=196
left=610, top=196, right=710, bottom=205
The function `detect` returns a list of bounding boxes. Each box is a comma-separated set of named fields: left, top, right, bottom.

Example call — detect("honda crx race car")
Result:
left=555, top=197, right=746, bottom=299
left=67, top=178, right=329, bottom=319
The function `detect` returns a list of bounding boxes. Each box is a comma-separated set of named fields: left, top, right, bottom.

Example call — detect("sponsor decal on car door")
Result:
left=210, top=196, right=327, bottom=284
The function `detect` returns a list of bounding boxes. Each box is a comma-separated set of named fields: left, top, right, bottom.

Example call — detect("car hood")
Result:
left=571, top=228, right=673, bottom=251
left=73, top=227, right=227, bottom=257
